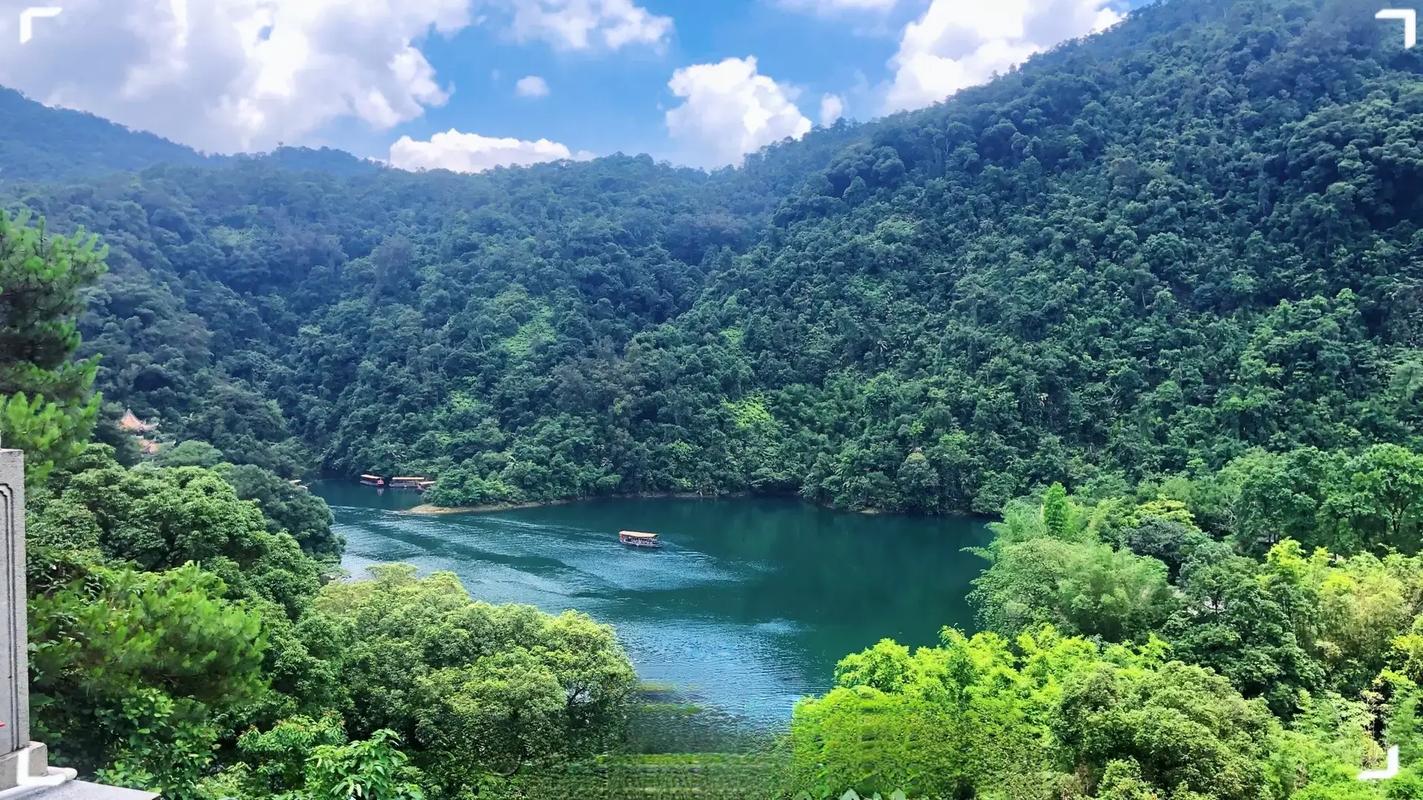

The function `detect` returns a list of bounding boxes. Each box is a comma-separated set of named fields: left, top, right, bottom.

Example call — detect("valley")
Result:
left=4, top=0, right=1423, bottom=796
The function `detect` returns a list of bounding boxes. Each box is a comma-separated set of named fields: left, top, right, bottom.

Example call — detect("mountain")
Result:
left=4, top=0, right=1421, bottom=514
left=0, top=87, right=388, bottom=182
left=251, top=146, right=384, bottom=176
left=0, top=87, right=213, bottom=181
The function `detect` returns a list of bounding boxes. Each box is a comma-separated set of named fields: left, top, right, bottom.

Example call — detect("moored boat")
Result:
left=619, top=530, right=662, bottom=549
left=359, top=473, right=386, bottom=487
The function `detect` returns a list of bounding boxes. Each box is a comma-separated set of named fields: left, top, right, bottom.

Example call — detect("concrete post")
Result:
left=0, top=450, right=27, bottom=759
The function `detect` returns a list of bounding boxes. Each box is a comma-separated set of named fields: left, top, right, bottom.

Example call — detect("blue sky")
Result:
left=0, top=0, right=1134, bottom=170
left=377, top=1, right=907, bottom=163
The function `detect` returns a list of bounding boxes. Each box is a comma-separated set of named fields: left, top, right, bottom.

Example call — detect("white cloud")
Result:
left=665, top=57, right=812, bottom=169
left=389, top=129, right=591, bottom=173
left=884, top=0, right=1121, bottom=113
left=515, top=75, right=550, bottom=98
left=501, top=0, right=673, bottom=50
left=0, top=0, right=671, bottom=153
left=819, top=93, right=845, bottom=126
left=0, top=0, right=472, bottom=153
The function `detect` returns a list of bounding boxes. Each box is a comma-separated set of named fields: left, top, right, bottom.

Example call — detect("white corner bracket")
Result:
left=1359, top=745, right=1401, bottom=781
left=1378, top=9, right=1418, bottom=49
left=17, top=6, right=61, bottom=45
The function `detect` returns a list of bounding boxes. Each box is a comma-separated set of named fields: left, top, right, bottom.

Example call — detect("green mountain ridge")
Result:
left=0, top=86, right=212, bottom=180
left=5, top=0, right=1421, bottom=514
left=0, top=86, right=387, bottom=182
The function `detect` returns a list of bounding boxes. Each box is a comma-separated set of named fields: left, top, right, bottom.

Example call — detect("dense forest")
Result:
left=6, top=0, right=1423, bottom=795
left=4, top=0, right=1417, bottom=515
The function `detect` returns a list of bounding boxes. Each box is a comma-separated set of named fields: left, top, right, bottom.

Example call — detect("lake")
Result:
left=315, top=484, right=990, bottom=730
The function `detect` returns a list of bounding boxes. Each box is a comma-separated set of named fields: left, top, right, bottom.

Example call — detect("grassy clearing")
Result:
left=486, top=752, right=786, bottom=800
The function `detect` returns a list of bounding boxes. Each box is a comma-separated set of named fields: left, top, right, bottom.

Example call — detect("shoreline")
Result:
left=403, top=498, right=573, bottom=515
left=399, top=489, right=989, bottom=522
left=402, top=491, right=746, bottom=516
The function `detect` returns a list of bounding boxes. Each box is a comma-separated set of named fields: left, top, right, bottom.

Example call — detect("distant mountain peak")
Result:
left=0, top=86, right=212, bottom=182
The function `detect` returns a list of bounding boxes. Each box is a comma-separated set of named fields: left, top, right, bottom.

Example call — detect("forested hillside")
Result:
left=6, top=0, right=1421, bottom=514
left=0, top=88, right=212, bottom=181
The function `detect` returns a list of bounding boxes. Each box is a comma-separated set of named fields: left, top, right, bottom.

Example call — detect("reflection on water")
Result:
left=317, top=483, right=990, bottom=727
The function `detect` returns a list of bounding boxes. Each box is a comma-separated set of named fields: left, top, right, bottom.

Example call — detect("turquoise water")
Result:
left=316, top=484, right=990, bottom=726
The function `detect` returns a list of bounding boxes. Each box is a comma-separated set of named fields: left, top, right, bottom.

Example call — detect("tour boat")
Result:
left=359, top=473, right=385, bottom=487
left=618, top=530, right=663, bottom=549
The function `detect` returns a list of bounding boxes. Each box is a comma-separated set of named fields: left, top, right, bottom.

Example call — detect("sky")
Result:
left=0, top=0, right=1131, bottom=171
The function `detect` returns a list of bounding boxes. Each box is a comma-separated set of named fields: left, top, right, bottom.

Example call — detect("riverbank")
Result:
left=405, top=499, right=572, bottom=515
left=404, top=491, right=746, bottom=516
left=405, top=493, right=986, bottom=520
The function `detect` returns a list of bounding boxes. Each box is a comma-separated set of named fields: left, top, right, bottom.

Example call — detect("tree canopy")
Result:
left=0, top=210, right=104, bottom=482
left=2, top=0, right=1415, bottom=516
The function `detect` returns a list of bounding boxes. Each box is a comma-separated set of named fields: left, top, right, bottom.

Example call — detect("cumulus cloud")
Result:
left=819, top=93, right=845, bottom=126
left=389, top=129, right=591, bottom=173
left=665, top=57, right=812, bottom=169
left=0, top=0, right=473, bottom=153
left=500, top=0, right=673, bottom=50
left=515, top=75, right=550, bottom=98
left=884, top=0, right=1121, bottom=113
left=0, top=0, right=671, bottom=153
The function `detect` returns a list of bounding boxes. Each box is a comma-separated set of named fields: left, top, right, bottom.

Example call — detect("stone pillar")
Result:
left=0, top=449, right=36, bottom=789
left=0, top=450, right=27, bottom=758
